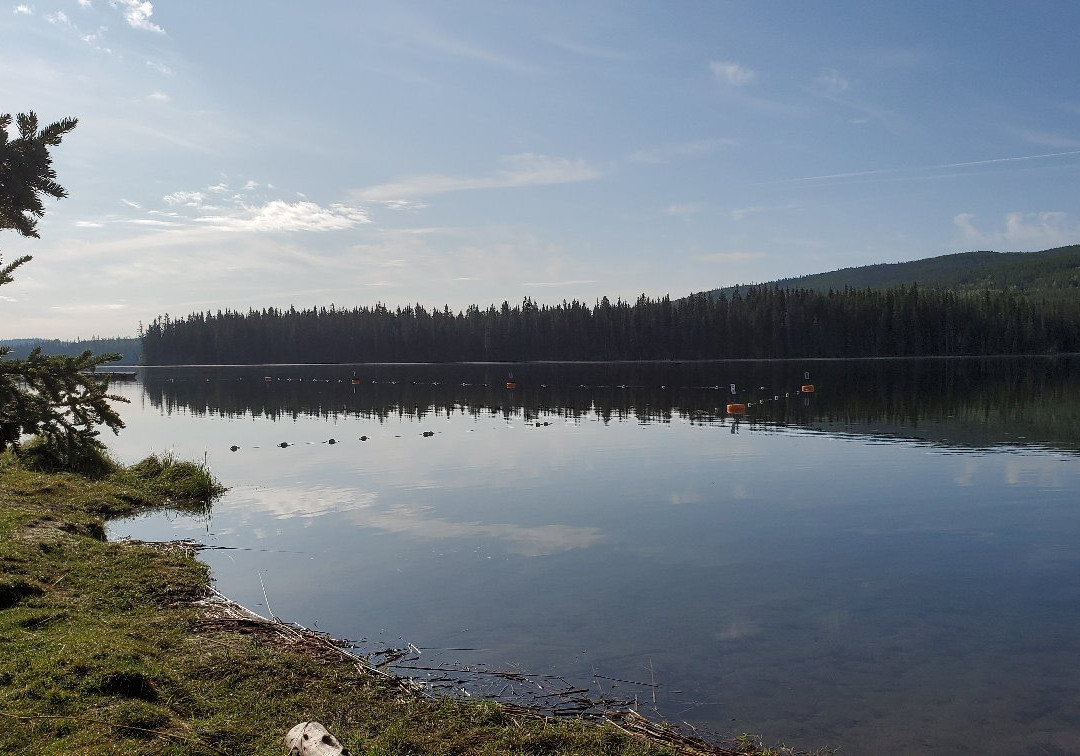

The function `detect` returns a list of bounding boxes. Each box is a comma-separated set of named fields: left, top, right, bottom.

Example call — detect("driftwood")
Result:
left=285, top=721, right=351, bottom=756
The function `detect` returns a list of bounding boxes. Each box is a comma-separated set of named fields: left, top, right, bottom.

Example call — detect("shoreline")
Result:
left=0, top=456, right=813, bottom=755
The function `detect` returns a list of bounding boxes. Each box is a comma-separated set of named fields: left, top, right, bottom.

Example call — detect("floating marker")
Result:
left=726, top=403, right=747, bottom=414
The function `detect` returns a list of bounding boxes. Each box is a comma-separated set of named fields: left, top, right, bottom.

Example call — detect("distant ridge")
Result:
left=0, top=337, right=141, bottom=365
left=702, top=244, right=1080, bottom=300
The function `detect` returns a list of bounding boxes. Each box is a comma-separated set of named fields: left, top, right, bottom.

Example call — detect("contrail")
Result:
left=757, top=149, right=1080, bottom=186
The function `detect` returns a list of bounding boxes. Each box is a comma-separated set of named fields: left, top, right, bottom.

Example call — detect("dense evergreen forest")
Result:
left=706, top=244, right=1080, bottom=301
left=1, top=336, right=141, bottom=364
left=141, top=284, right=1080, bottom=365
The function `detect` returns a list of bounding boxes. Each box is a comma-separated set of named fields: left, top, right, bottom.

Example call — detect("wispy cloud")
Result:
left=197, top=200, right=370, bottom=233
left=805, top=67, right=900, bottom=130
left=628, top=138, right=736, bottom=164
left=14, top=4, right=32, bottom=16
left=356, top=153, right=600, bottom=201
left=50, top=302, right=128, bottom=313
left=710, top=60, right=756, bottom=87
left=695, top=251, right=765, bottom=262
left=1013, top=128, right=1080, bottom=150
left=663, top=203, right=702, bottom=217
left=522, top=279, right=598, bottom=288
left=109, top=0, right=164, bottom=33
left=731, top=203, right=801, bottom=220
left=45, top=10, right=72, bottom=27
left=146, top=60, right=174, bottom=76
left=760, top=149, right=1080, bottom=187
left=813, top=67, right=849, bottom=95
left=543, top=35, right=629, bottom=61
left=954, top=211, right=1080, bottom=250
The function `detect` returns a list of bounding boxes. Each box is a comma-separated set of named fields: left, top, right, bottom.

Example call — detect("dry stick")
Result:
left=0, top=711, right=228, bottom=756
left=258, top=570, right=279, bottom=622
left=649, top=657, right=658, bottom=710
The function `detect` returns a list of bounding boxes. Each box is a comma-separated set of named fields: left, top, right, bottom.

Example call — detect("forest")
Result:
left=140, top=283, right=1080, bottom=365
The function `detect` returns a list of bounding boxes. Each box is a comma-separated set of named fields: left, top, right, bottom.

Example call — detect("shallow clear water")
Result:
left=107, top=358, right=1080, bottom=754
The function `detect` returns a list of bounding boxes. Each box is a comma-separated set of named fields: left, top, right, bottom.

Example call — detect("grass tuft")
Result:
left=111, top=452, right=226, bottom=507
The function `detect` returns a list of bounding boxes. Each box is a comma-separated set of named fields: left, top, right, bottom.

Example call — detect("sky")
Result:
left=2, top=1, right=1079, bottom=339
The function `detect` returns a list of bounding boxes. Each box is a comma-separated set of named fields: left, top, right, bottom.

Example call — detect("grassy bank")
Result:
left=0, top=455, right=803, bottom=755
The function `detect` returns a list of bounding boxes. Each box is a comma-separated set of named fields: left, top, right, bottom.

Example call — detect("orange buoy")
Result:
left=726, top=403, right=746, bottom=414
left=351, top=378, right=361, bottom=385
left=800, top=384, right=815, bottom=393
left=506, top=381, right=517, bottom=389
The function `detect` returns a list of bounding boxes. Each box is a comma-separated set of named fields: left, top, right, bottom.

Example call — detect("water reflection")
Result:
left=133, top=356, right=1080, bottom=454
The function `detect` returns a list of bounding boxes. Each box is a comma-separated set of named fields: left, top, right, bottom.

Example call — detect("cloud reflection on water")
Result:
left=221, top=484, right=603, bottom=557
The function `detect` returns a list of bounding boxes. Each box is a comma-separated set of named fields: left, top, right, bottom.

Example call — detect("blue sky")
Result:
left=3, top=1, right=1079, bottom=338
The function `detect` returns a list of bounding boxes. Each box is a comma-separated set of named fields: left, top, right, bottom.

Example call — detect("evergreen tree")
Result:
left=0, top=112, right=124, bottom=473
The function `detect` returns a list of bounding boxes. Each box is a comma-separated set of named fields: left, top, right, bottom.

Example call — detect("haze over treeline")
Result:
left=1, top=337, right=140, bottom=365
left=141, top=284, right=1080, bottom=365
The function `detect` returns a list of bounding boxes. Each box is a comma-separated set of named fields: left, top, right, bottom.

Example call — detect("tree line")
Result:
left=141, top=284, right=1080, bottom=365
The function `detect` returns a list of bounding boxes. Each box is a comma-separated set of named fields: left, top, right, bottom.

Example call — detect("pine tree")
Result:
left=0, top=112, right=125, bottom=474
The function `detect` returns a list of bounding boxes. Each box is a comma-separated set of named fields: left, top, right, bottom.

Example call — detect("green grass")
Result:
left=0, top=453, right=805, bottom=755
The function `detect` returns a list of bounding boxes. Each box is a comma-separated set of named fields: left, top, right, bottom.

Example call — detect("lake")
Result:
left=105, top=357, right=1080, bottom=754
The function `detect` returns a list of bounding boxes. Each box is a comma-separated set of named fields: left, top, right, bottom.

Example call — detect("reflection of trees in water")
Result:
left=138, top=357, right=1080, bottom=452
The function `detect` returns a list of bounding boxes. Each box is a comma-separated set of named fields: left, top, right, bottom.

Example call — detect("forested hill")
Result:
left=0, top=337, right=141, bottom=364
left=703, top=244, right=1080, bottom=300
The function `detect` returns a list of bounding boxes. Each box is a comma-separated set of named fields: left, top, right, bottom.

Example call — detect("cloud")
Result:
left=49, top=302, right=128, bottom=313
left=109, top=0, right=163, bottom=33
left=77, top=0, right=92, bottom=7
left=148, top=91, right=170, bottom=103
left=954, top=211, right=1080, bottom=249
left=663, top=203, right=701, bottom=217
left=146, top=60, right=174, bottom=76
left=104, top=182, right=373, bottom=235
left=357, top=153, right=600, bottom=201
left=628, top=138, right=736, bottom=164
left=731, top=203, right=801, bottom=220
left=760, top=149, right=1080, bottom=187
left=45, top=9, right=71, bottom=26
left=694, top=251, right=766, bottom=262
left=13, top=4, right=32, bottom=15
left=814, top=68, right=849, bottom=95
left=163, top=190, right=205, bottom=207
left=521, top=279, right=598, bottom=288
left=1013, top=129, right=1080, bottom=150
left=543, top=35, right=629, bottom=61
left=75, top=221, right=104, bottom=228
left=377, top=199, right=429, bottom=211
left=710, top=60, right=756, bottom=87
left=197, top=200, right=371, bottom=232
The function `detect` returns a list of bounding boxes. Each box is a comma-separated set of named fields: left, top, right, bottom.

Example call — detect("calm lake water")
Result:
left=106, top=358, right=1080, bottom=755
